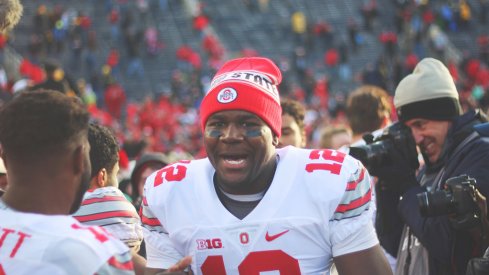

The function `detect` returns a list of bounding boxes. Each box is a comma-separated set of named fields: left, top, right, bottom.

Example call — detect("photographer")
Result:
left=368, top=58, right=489, bottom=275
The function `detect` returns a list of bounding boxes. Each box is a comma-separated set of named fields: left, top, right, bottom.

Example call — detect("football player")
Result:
left=141, top=57, right=392, bottom=275
left=0, top=90, right=134, bottom=274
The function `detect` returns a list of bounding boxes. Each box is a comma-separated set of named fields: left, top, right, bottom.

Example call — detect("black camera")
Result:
left=417, top=175, right=481, bottom=230
left=467, top=248, right=489, bottom=275
left=349, top=122, right=419, bottom=173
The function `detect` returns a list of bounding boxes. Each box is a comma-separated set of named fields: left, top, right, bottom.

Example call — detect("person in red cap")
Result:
left=141, top=57, right=393, bottom=274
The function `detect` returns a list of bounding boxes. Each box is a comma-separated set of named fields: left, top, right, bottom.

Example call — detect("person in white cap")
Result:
left=141, top=57, right=392, bottom=274
left=373, top=57, right=489, bottom=275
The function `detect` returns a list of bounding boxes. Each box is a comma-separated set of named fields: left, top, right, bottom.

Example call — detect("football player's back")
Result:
left=0, top=206, right=132, bottom=274
left=0, top=90, right=134, bottom=274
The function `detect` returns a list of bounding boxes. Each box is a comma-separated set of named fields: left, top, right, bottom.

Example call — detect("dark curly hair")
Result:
left=0, top=90, right=89, bottom=161
left=280, top=98, right=306, bottom=130
left=88, top=123, right=119, bottom=178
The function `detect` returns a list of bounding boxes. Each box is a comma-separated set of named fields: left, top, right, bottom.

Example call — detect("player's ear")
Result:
left=73, top=145, right=84, bottom=175
left=272, top=135, right=279, bottom=147
left=96, top=168, right=107, bottom=188
left=300, top=129, right=307, bottom=148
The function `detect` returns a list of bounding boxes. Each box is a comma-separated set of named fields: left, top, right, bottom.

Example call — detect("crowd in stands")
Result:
left=0, top=0, right=489, bottom=184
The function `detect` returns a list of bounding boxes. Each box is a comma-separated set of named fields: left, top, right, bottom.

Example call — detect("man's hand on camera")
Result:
left=370, top=147, right=418, bottom=194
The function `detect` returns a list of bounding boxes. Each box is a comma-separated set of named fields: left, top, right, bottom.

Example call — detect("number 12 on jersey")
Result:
left=305, top=149, right=346, bottom=175
left=200, top=250, right=300, bottom=275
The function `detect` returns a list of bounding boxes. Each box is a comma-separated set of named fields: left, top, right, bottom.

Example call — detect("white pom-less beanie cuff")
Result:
left=394, top=58, right=462, bottom=122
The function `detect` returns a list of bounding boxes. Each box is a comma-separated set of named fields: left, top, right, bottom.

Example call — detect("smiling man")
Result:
left=141, top=57, right=392, bottom=275
left=375, top=58, right=489, bottom=275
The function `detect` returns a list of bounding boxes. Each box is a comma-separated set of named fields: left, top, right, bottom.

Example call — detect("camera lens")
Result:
left=417, top=190, right=454, bottom=217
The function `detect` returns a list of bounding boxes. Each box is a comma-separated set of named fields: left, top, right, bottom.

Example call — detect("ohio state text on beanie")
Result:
left=200, top=57, right=283, bottom=137
left=394, top=57, right=461, bottom=122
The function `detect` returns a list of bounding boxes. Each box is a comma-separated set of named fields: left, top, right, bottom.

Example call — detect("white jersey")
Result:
left=73, top=186, right=143, bottom=249
left=141, top=146, right=378, bottom=274
left=0, top=201, right=134, bottom=275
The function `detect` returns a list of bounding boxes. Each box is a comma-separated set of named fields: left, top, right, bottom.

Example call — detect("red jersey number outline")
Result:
left=201, top=250, right=300, bottom=275
left=71, top=223, right=110, bottom=243
left=305, top=149, right=346, bottom=175
left=154, top=160, right=191, bottom=187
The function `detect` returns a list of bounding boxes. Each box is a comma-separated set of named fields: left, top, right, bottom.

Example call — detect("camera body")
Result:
left=467, top=248, right=489, bottom=275
left=417, top=175, right=481, bottom=230
left=349, top=122, right=419, bottom=173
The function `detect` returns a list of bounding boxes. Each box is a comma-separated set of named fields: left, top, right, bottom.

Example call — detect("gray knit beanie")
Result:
left=394, top=58, right=462, bottom=122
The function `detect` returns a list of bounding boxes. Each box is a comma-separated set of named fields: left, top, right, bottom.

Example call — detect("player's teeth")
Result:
left=226, top=159, right=244, bottom=164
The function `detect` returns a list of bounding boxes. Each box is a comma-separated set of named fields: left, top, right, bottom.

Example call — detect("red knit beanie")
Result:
left=200, top=57, right=282, bottom=137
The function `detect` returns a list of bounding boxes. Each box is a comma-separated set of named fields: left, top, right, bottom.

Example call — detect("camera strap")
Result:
left=429, top=131, right=480, bottom=191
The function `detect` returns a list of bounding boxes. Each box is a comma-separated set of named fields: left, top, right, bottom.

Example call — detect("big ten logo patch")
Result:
left=196, top=238, right=223, bottom=250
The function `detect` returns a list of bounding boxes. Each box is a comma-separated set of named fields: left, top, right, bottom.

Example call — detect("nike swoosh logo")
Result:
left=265, top=230, right=289, bottom=242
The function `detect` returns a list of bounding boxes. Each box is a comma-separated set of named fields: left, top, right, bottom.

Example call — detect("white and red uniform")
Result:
left=141, top=146, right=378, bottom=274
left=0, top=201, right=134, bottom=275
left=73, top=186, right=143, bottom=249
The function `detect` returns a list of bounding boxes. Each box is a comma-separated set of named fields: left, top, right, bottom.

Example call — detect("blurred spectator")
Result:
left=144, top=26, right=164, bottom=56
left=192, top=12, right=209, bottom=37
left=124, top=27, right=145, bottom=79
left=480, top=0, right=489, bottom=24
left=324, top=48, right=339, bottom=68
left=362, top=62, right=387, bottom=90
left=313, top=76, right=329, bottom=109
left=347, top=18, right=360, bottom=52
left=379, top=30, right=398, bottom=58
left=458, top=0, right=472, bottom=30
left=18, top=58, right=44, bottom=84
left=107, top=8, right=120, bottom=44
left=33, top=5, right=52, bottom=54
left=106, top=47, right=121, bottom=80
left=69, top=32, right=84, bottom=71
left=291, top=10, right=307, bottom=46
left=317, top=124, right=352, bottom=149
left=136, top=0, right=149, bottom=25
left=314, top=20, right=334, bottom=49
left=346, top=85, right=392, bottom=144
left=85, top=30, right=98, bottom=74
left=29, top=60, right=80, bottom=97
left=361, top=0, right=378, bottom=32
left=104, top=81, right=126, bottom=121
left=292, top=46, right=307, bottom=82
left=278, top=98, right=306, bottom=148
left=405, top=52, right=419, bottom=73
left=52, top=19, right=67, bottom=54
left=478, top=34, right=489, bottom=65
left=130, top=152, right=168, bottom=208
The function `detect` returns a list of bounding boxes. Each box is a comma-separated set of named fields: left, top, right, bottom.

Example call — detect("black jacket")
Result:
left=377, top=110, right=489, bottom=275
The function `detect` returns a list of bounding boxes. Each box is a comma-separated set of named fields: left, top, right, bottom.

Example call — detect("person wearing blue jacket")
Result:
left=373, top=58, right=489, bottom=275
